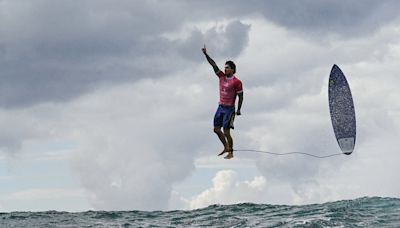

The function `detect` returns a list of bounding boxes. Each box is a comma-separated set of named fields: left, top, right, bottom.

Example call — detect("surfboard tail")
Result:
left=328, top=64, right=356, bottom=155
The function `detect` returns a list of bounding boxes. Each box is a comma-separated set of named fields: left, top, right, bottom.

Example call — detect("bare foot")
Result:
left=218, top=148, right=229, bottom=156
left=218, top=147, right=233, bottom=156
left=224, top=152, right=234, bottom=159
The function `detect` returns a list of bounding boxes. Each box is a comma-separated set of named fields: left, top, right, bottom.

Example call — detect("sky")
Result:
left=1, top=0, right=400, bottom=212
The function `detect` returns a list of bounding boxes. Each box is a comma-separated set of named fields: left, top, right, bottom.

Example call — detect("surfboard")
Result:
left=328, top=64, right=356, bottom=155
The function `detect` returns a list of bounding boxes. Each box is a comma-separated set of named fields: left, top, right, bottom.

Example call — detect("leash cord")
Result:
left=233, top=149, right=344, bottom=158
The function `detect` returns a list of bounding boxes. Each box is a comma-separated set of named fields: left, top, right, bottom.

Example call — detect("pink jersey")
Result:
left=216, top=71, right=243, bottom=106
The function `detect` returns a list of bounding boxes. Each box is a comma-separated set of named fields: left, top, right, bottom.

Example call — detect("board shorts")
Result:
left=214, top=104, right=236, bottom=129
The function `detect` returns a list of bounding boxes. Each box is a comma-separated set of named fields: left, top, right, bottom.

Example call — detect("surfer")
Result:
left=202, top=45, right=244, bottom=159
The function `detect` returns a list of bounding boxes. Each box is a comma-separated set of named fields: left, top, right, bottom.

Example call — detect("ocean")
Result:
left=1, top=197, right=399, bottom=227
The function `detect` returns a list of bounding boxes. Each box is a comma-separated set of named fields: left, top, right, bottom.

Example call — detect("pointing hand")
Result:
left=202, top=44, right=207, bottom=54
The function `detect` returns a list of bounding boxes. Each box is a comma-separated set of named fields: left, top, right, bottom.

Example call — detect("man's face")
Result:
left=224, top=64, right=234, bottom=76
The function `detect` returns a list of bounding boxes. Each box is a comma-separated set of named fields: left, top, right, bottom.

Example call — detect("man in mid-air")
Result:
left=202, top=45, right=244, bottom=159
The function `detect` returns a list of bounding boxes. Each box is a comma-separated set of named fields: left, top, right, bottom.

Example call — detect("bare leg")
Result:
left=223, top=127, right=234, bottom=159
left=214, top=127, right=229, bottom=155
left=223, top=127, right=233, bottom=151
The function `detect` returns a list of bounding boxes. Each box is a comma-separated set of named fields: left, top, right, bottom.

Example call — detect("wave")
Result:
left=1, top=196, right=399, bottom=227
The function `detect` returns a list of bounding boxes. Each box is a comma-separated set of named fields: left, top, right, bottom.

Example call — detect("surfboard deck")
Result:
left=328, top=64, right=356, bottom=155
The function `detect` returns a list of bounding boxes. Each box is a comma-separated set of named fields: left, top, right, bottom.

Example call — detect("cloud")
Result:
left=259, top=0, right=400, bottom=35
left=0, top=70, right=213, bottom=210
left=189, top=170, right=267, bottom=209
left=64, top=73, right=217, bottom=211
left=6, top=0, right=399, bottom=108
left=67, top=17, right=400, bottom=210
left=230, top=17, right=400, bottom=205
left=205, top=0, right=400, bottom=38
left=201, top=20, right=251, bottom=58
left=0, top=107, right=54, bottom=154
left=0, top=0, right=251, bottom=108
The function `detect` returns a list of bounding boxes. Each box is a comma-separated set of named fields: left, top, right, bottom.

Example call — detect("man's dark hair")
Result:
left=225, top=60, right=236, bottom=74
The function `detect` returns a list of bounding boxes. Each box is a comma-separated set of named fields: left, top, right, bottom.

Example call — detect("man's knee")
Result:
left=223, top=128, right=231, bottom=136
left=213, top=127, right=222, bottom=134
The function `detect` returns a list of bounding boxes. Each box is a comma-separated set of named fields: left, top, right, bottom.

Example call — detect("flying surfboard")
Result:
left=328, top=65, right=356, bottom=155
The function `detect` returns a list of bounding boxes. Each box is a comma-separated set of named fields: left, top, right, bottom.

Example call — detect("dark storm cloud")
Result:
left=207, top=0, right=400, bottom=36
left=0, top=0, right=250, bottom=108
left=1, top=0, right=398, bottom=108
left=0, top=1, right=178, bottom=107
left=253, top=0, right=400, bottom=36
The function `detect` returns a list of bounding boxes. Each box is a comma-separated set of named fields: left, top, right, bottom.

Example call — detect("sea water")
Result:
left=1, top=197, right=399, bottom=227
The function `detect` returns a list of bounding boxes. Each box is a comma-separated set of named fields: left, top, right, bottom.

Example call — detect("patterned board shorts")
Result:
left=213, top=104, right=236, bottom=129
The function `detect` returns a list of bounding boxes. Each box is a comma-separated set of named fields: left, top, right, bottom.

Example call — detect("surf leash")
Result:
left=233, top=149, right=344, bottom=158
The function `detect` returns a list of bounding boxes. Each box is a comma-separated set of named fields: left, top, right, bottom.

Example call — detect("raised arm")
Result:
left=202, top=45, right=220, bottom=73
